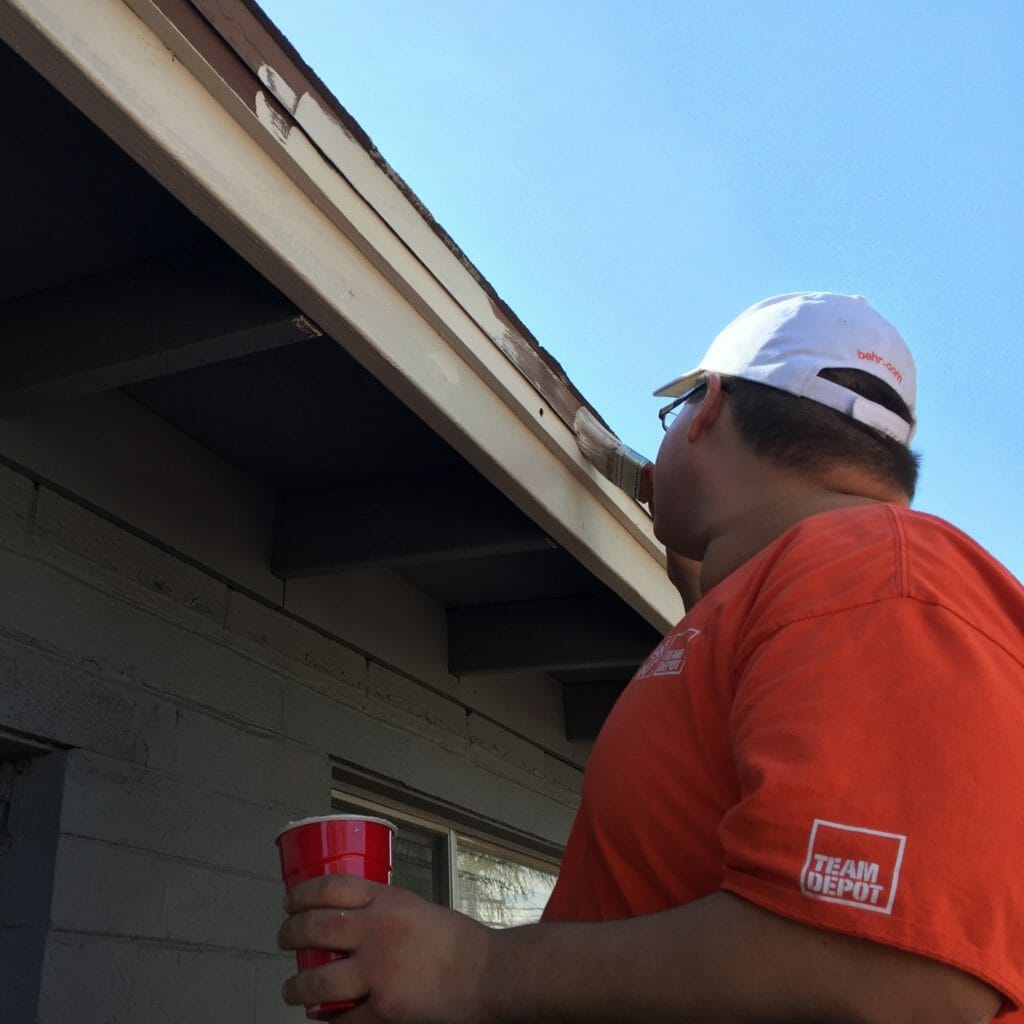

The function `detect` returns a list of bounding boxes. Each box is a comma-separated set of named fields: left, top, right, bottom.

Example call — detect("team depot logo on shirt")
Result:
left=800, top=819, right=907, bottom=915
left=634, top=628, right=702, bottom=679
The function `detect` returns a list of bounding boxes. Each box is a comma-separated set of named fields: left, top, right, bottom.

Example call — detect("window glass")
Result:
left=456, top=842, right=557, bottom=927
left=391, top=824, right=448, bottom=906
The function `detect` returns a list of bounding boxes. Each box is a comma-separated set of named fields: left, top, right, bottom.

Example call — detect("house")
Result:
left=0, top=0, right=680, bottom=1019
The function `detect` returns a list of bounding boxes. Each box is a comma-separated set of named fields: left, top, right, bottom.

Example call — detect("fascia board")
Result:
left=0, top=0, right=683, bottom=633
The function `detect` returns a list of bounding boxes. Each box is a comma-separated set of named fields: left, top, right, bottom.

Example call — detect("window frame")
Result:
left=330, top=775, right=561, bottom=921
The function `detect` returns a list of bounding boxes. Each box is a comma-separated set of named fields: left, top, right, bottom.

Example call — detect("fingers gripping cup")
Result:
left=277, top=814, right=397, bottom=1021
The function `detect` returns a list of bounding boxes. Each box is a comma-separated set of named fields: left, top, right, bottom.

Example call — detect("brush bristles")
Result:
left=573, top=407, right=650, bottom=501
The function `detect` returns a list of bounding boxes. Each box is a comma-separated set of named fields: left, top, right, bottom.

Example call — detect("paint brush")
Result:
left=572, top=406, right=651, bottom=502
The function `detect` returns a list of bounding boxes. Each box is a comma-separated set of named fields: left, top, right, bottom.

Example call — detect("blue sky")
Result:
left=258, top=0, right=1022, bottom=581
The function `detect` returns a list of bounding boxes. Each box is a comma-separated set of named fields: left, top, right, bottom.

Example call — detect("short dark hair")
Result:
left=722, top=368, right=921, bottom=499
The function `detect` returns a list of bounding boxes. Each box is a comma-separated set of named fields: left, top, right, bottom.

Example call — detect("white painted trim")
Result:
left=0, top=0, right=682, bottom=632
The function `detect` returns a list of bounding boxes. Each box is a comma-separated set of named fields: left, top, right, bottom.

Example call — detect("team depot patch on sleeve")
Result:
left=635, top=628, right=702, bottom=679
left=800, top=819, right=906, bottom=915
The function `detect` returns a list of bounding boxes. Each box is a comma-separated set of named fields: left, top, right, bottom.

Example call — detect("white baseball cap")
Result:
left=654, top=292, right=917, bottom=443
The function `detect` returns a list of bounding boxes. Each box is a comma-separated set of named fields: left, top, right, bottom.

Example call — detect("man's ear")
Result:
left=687, top=373, right=728, bottom=443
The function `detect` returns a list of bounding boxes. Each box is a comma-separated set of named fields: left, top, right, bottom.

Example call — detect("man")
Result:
left=279, top=293, right=1023, bottom=1022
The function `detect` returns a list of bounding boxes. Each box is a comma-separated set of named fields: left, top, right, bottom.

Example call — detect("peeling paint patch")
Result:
left=487, top=314, right=582, bottom=430
left=492, top=327, right=526, bottom=365
left=255, top=90, right=291, bottom=145
left=491, top=330, right=540, bottom=388
left=257, top=63, right=297, bottom=113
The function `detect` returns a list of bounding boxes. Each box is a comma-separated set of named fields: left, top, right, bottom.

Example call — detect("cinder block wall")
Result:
left=0, top=461, right=583, bottom=1023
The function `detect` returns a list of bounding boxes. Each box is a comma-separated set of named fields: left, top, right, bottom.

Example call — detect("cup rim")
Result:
left=275, top=813, right=398, bottom=843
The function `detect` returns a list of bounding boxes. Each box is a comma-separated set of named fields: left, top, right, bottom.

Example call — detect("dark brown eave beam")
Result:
left=273, top=469, right=555, bottom=578
left=0, top=240, right=320, bottom=411
left=448, top=593, right=659, bottom=675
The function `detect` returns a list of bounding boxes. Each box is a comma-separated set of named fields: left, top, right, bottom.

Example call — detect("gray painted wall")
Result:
left=0, top=412, right=584, bottom=1023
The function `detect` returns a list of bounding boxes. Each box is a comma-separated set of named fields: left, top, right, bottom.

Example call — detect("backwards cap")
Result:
left=654, top=292, right=917, bottom=443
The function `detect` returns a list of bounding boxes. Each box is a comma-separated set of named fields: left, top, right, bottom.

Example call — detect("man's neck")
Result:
left=698, top=478, right=907, bottom=594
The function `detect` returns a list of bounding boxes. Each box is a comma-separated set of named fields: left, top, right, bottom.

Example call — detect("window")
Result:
left=331, top=787, right=558, bottom=927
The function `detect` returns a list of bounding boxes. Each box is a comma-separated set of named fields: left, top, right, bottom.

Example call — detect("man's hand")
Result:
left=280, top=872, right=495, bottom=1024
left=278, top=875, right=492, bottom=1024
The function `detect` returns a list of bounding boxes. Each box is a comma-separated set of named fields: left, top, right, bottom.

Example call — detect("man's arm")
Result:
left=278, top=877, right=1001, bottom=1024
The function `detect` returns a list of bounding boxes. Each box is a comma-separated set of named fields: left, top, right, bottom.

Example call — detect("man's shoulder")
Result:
left=761, top=503, right=1023, bottom=643
left=784, top=503, right=998, bottom=572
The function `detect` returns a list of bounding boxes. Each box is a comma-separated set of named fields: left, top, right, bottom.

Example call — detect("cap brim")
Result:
left=653, top=369, right=705, bottom=398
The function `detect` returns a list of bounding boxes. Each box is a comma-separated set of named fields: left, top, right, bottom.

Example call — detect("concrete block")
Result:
left=128, top=694, right=181, bottom=773
left=0, top=462, right=35, bottom=552
left=0, top=760, right=11, bottom=856
left=104, top=626, right=285, bottom=736
left=0, top=833, right=60, bottom=927
left=282, top=678, right=411, bottom=780
left=50, top=835, right=167, bottom=938
left=1, top=754, right=63, bottom=1009
left=571, top=738, right=594, bottom=767
left=61, top=750, right=269, bottom=875
left=281, top=677, right=366, bottom=746
left=0, top=390, right=283, bottom=604
left=164, top=705, right=327, bottom=808
left=0, top=546, right=283, bottom=733
left=0, top=729, right=53, bottom=761
left=367, top=662, right=468, bottom=740
left=39, top=932, right=255, bottom=1023
left=495, top=782, right=575, bottom=848
left=259, top=814, right=286, bottom=883
left=405, top=734, right=496, bottom=818
left=276, top=744, right=331, bottom=821
left=259, top=805, right=302, bottom=882
left=164, top=862, right=282, bottom=954
left=5, top=750, right=66, bottom=837
left=227, top=589, right=367, bottom=694
left=541, top=752, right=584, bottom=801
left=0, top=926, right=45, bottom=1022
left=254, top=953, right=296, bottom=1024
left=285, top=569, right=456, bottom=694
left=467, top=712, right=547, bottom=780
left=135, top=639, right=285, bottom=735
left=458, top=669, right=571, bottom=756
left=33, top=487, right=229, bottom=627
left=0, top=637, right=139, bottom=761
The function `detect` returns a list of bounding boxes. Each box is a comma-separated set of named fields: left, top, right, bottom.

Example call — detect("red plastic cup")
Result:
left=277, top=814, right=397, bottom=1020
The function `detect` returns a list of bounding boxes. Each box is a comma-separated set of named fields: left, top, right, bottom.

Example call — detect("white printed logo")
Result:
left=635, top=628, right=701, bottom=679
left=800, top=819, right=906, bottom=915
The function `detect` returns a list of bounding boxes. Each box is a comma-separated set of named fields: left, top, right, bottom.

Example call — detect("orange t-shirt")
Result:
left=543, top=504, right=1024, bottom=1016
